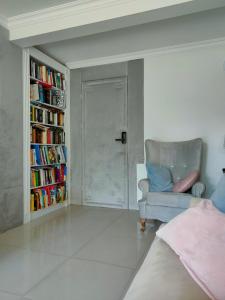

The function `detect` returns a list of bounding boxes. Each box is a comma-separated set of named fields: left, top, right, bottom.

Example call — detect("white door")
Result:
left=82, top=77, right=128, bottom=208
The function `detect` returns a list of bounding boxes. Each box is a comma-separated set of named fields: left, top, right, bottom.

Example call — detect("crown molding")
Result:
left=8, top=0, right=191, bottom=41
left=66, top=36, right=225, bottom=69
left=0, top=14, right=8, bottom=29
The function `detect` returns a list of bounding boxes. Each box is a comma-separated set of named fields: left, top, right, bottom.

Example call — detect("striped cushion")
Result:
left=173, top=171, right=199, bottom=193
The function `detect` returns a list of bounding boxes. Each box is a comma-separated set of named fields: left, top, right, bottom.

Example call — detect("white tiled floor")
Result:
left=0, top=205, right=156, bottom=300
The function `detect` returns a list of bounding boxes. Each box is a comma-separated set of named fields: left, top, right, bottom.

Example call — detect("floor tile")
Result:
left=28, top=226, right=101, bottom=256
left=0, top=206, right=123, bottom=257
left=26, top=258, right=133, bottom=300
left=0, top=244, right=65, bottom=295
left=103, top=211, right=156, bottom=240
left=67, top=206, right=124, bottom=229
left=0, top=219, right=116, bottom=257
left=0, top=291, right=30, bottom=300
left=74, top=232, right=152, bottom=269
left=0, top=206, right=156, bottom=300
left=47, top=207, right=122, bottom=235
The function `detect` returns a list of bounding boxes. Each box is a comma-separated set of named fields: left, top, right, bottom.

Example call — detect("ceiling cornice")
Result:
left=66, top=36, right=225, bottom=69
left=0, top=14, right=8, bottom=30
left=8, top=0, right=192, bottom=41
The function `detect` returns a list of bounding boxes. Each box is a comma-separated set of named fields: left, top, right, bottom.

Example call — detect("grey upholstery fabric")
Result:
left=145, top=192, right=193, bottom=208
left=138, top=194, right=192, bottom=223
left=192, top=182, right=206, bottom=198
left=139, top=139, right=205, bottom=222
left=139, top=178, right=205, bottom=198
left=145, top=138, right=202, bottom=183
left=138, top=179, right=149, bottom=197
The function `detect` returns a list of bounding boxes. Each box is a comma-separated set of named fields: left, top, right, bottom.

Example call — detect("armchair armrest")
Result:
left=138, top=179, right=149, bottom=197
left=191, top=181, right=205, bottom=198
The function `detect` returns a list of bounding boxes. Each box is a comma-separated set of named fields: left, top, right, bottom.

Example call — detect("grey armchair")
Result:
left=139, top=138, right=205, bottom=231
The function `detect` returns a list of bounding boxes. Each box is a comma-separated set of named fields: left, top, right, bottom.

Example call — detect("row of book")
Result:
left=30, top=83, right=65, bottom=108
left=30, top=184, right=66, bottom=211
left=31, top=126, right=65, bottom=144
left=31, top=165, right=67, bottom=188
left=30, top=145, right=66, bottom=166
left=30, top=106, right=64, bottom=127
left=30, top=59, right=65, bottom=90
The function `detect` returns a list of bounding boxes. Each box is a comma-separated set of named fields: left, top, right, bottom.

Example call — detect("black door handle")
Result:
left=115, top=131, right=127, bottom=144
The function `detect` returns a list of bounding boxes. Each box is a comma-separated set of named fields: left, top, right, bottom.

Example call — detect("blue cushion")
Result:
left=146, top=163, right=173, bottom=192
left=210, top=174, right=225, bottom=213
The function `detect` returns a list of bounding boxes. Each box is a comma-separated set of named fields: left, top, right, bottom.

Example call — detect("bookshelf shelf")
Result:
left=31, top=121, right=64, bottom=129
left=31, top=163, right=66, bottom=168
left=31, top=181, right=66, bottom=190
left=30, top=101, right=65, bottom=111
left=31, top=143, right=65, bottom=146
left=23, top=47, right=70, bottom=223
left=30, top=76, right=64, bottom=92
left=31, top=201, right=67, bottom=220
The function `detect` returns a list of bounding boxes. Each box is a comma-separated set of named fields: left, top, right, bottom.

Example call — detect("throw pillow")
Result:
left=210, top=174, right=225, bottom=213
left=173, top=170, right=200, bottom=193
left=156, top=200, right=225, bottom=300
left=146, top=163, right=173, bottom=192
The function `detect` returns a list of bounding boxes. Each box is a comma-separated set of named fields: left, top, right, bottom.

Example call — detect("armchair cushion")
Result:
left=173, top=170, right=200, bottom=193
left=145, top=192, right=192, bottom=209
left=138, top=195, right=202, bottom=223
left=146, top=163, right=173, bottom=192
left=138, top=179, right=205, bottom=199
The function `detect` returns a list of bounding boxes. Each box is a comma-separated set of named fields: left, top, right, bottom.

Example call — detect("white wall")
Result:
left=144, top=43, right=225, bottom=196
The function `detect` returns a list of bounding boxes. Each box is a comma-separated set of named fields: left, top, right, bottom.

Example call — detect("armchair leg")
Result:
left=140, top=218, right=146, bottom=232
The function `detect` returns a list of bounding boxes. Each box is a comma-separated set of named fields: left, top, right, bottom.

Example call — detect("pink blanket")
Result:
left=156, top=200, right=225, bottom=300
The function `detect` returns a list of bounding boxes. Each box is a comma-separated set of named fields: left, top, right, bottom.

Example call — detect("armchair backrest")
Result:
left=145, top=138, right=202, bottom=183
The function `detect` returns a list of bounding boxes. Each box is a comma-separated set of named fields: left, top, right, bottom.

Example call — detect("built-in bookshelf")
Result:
left=23, top=48, right=70, bottom=222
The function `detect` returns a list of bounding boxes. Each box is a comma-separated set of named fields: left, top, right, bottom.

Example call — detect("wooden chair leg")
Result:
left=140, top=218, right=146, bottom=232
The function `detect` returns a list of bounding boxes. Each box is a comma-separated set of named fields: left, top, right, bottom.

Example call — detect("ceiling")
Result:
left=38, top=6, right=225, bottom=67
left=0, top=0, right=78, bottom=17
left=1, top=0, right=225, bottom=69
left=0, top=0, right=225, bottom=47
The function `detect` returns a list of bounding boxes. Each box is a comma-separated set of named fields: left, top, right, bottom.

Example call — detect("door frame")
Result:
left=81, top=76, right=129, bottom=209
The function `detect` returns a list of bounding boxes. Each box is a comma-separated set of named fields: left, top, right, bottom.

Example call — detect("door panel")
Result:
left=82, top=78, right=128, bottom=208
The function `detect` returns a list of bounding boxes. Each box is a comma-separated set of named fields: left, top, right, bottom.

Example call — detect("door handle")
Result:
left=115, top=131, right=127, bottom=144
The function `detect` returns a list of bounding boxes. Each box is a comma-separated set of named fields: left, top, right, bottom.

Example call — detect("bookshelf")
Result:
left=23, top=48, right=70, bottom=223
